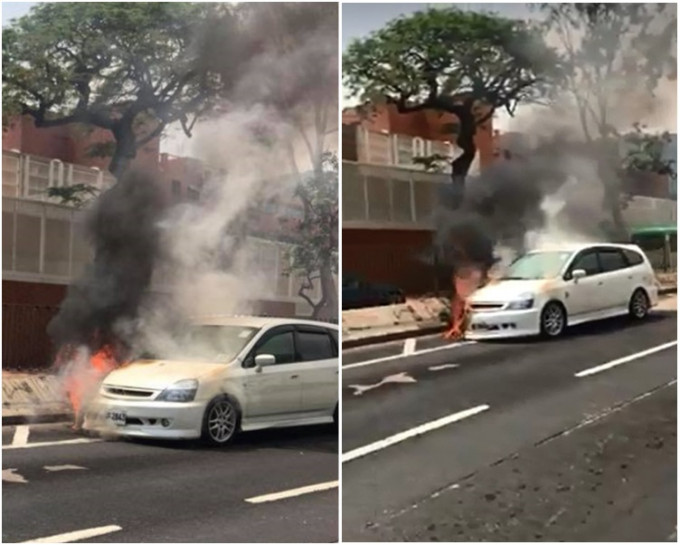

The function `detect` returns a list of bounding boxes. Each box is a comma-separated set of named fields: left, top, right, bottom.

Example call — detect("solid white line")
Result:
left=245, top=480, right=338, bottom=504
left=342, top=404, right=490, bottom=463
left=575, top=340, right=678, bottom=378
left=12, top=425, right=30, bottom=446
left=343, top=340, right=476, bottom=371
left=21, top=525, right=122, bottom=543
left=3, top=438, right=101, bottom=450
left=403, top=338, right=416, bottom=355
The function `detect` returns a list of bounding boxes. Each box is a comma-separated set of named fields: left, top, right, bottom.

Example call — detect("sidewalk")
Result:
left=2, top=371, right=72, bottom=425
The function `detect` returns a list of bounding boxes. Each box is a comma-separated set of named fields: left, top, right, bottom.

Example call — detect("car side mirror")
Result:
left=572, top=269, right=586, bottom=281
left=254, top=354, right=276, bottom=372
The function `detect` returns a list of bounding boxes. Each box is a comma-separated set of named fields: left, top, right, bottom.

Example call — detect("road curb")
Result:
left=343, top=323, right=446, bottom=349
left=658, top=285, right=676, bottom=295
left=2, top=413, right=73, bottom=426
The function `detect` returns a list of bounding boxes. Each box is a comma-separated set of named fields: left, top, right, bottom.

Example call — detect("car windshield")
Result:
left=143, top=325, right=259, bottom=363
left=502, top=251, right=572, bottom=280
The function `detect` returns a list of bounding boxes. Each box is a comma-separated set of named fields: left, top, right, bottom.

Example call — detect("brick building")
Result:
left=2, top=115, right=321, bottom=370
left=341, top=103, right=495, bottom=295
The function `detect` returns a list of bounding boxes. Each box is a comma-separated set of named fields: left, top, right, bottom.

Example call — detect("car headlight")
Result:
left=157, top=379, right=198, bottom=402
left=507, top=296, right=534, bottom=310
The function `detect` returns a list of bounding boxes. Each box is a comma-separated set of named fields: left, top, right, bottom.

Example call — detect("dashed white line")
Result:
left=21, top=525, right=122, bottom=543
left=245, top=480, right=338, bottom=504
left=342, top=404, right=490, bottom=463
left=343, top=340, right=476, bottom=370
left=403, top=338, right=416, bottom=355
left=3, top=438, right=101, bottom=450
left=44, top=465, right=87, bottom=472
left=12, top=425, right=30, bottom=446
left=575, top=341, right=677, bottom=378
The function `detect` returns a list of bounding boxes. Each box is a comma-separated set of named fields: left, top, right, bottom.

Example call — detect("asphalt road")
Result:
left=342, top=306, right=677, bottom=541
left=3, top=423, right=338, bottom=542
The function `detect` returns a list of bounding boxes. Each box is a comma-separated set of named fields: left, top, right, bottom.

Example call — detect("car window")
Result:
left=296, top=331, right=334, bottom=361
left=598, top=249, right=627, bottom=272
left=624, top=249, right=644, bottom=266
left=255, top=332, right=295, bottom=364
left=571, top=250, right=600, bottom=276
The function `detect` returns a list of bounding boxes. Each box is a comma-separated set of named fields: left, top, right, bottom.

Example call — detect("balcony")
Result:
left=342, top=160, right=448, bottom=230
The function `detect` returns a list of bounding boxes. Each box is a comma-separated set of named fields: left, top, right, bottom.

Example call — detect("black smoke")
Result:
left=47, top=170, right=166, bottom=356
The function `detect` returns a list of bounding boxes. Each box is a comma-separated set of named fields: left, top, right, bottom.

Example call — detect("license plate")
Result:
left=106, top=411, right=126, bottom=426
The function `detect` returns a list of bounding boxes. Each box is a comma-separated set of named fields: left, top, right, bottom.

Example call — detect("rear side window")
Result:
left=623, top=249, right=644, bottom=266
left=296, top=331, right=334, bottom=361
left=598, top=249, right=627, bottom=272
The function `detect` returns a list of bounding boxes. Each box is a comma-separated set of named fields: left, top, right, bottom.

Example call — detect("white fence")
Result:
left=2, top=150, right=116, bottom=204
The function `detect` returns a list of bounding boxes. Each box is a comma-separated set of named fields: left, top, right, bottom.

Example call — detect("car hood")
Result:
left=470, top=279, right=549, bottom=303
left=103, top=359, right=230, bottom=391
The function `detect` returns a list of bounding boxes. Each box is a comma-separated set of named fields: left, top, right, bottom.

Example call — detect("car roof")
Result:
left=192, top=315, right=338, bottom=330
left=527, top=241, right=642, bottom=254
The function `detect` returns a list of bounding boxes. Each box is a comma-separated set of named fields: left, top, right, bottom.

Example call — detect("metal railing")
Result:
left=342, top=161, right=448, bottom=229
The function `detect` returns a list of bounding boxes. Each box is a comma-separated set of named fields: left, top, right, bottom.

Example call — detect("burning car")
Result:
left=82, top=316, right=339, bottom=445
left=466, top=243, right=658, bottom=340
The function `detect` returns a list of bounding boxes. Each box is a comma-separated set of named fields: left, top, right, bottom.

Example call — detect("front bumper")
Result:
left=466, top=308, right=541, bottom=340
left=82, top=397, right=206, bottom=440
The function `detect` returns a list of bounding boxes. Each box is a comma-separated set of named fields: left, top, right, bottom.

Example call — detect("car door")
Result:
left=562, top=248, right=604, bottom=318
left=241, top=326, right=303, bottom=418
left=596, top=247, right=632, bottom=310
left=294, top=326, right=338, bottom=413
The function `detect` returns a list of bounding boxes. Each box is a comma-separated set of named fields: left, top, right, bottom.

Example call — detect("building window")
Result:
left=187, top=186, right=200, bottom=201
left=412, top=137, right=426, bottom=158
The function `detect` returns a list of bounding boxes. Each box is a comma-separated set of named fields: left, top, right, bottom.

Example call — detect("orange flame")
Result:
left=444, top=266, right=483, bottom=340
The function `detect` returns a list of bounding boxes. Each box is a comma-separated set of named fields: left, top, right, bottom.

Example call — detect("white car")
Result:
left=466, top=243, right=659, bottom=340
left=83, top=317, right=339, bottom=445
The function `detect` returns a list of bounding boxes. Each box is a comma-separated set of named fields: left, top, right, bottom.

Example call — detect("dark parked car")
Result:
left=342, top=275, right=406, bottom=310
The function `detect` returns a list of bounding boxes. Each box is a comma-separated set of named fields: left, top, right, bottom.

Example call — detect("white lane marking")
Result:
left=44, top=465, right=87, bottom=472
left=22, top=525, right=122, bottom=543
left=575, top=341, right=677, bottom=378
left=3, top=438, right=101, bottom=451
left=245, top=480, right=338, bottom=504
left=403, top=338, right=416, bottom=355
left=343, top=340, right=476, bottom=370
left=12, top=425, right=30, bottom=446
left=3, top=468, right=28, bottom=483
left=342, top=404, right=490, bottom=463
left=348, top=372, right=417, bottom=396
left=429, top=363, right=459, bottom=371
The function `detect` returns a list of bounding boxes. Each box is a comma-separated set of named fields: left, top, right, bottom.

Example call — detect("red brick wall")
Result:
left=343, top=228, right=448, bottom=295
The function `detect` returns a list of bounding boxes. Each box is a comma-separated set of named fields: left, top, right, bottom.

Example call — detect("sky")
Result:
left=2, top=2, right=37, bottom=26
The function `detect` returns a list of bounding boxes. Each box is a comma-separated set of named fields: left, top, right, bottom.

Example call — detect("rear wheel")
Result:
left=201, top=396, right=240, bottom=446
left=540, top=301, right=566, bottom=338
left=629, top=289, right=650, bottom=320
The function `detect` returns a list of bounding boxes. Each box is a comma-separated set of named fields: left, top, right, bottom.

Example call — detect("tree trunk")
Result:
left=448, top=107, right=477, bottom=210
left=109, top=128, right=138, bottom=179
left=312, top=262, right=337, bottom=322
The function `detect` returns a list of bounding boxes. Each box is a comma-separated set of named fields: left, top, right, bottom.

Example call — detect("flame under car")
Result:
left=82, top=317, right=339, bottom=445
left=466, top=243, right=658, bottom=340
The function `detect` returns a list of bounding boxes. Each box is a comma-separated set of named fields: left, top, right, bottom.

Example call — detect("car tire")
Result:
left=201, top=396, right=241, bottom=446
left=629, top=289, right=650, bottom=320
left=540, top=301, right=566, bottom=338
left=333, top=404, right=338, bottom=427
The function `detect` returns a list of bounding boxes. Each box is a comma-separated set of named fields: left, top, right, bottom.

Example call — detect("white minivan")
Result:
left=83, top=317, right=339, bottom=445
left=466, top=243, right=659, bottom=340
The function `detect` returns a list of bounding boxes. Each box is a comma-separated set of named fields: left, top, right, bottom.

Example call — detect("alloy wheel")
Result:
left=631, top=290, right=649, bottom=319
left=542, top=303, right=565, bottom=337
left=207, top=400, right=237, bottom=444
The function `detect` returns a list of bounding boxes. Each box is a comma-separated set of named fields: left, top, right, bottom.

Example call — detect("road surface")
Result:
left=3, top=423, right=338, bottom=542
left=342, top=305, right=677, bottom=541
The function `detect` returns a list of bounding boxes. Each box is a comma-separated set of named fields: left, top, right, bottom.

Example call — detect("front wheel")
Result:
left=629, top=289, right=650, bottom=320
left=540, top=302, right=566, bottom=338
left=201, top=396, right=240, bottom=446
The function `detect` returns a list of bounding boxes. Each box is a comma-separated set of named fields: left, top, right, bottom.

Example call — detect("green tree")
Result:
left=541, top=3, right=677, bottom=235
left=2, top=2, right=235, bottom=177
left=343, top=7, right=558, bottom=204
left=286, top=153, right=338, bottom=321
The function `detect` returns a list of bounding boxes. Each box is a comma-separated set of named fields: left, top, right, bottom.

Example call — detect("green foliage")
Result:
left=2, top=2, right=231, bottom=176
left=286, top=152, right=338, bottom=278
left=46, top=184, right=100, bottom=208
left=622, top=124, right=676, bottom=180
left=343, top=7, right=559, bottom=181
